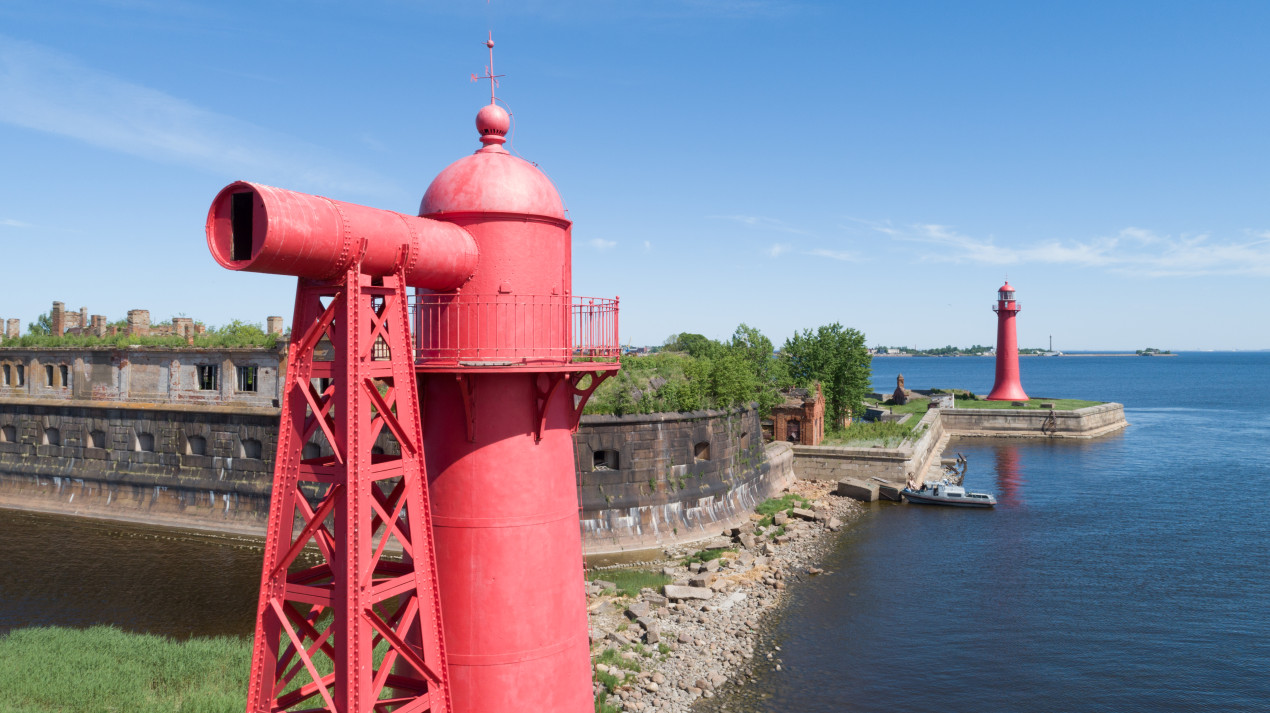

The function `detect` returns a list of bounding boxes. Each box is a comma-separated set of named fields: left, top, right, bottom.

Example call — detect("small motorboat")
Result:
left=901, top=480, right=996, bottom=508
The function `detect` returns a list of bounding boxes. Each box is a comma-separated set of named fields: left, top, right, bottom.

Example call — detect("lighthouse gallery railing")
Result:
left=410, top=294, right=620, bottom=366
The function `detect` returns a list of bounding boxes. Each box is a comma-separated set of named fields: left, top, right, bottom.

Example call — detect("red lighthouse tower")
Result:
left=987, top=281, right=1028, bottom=401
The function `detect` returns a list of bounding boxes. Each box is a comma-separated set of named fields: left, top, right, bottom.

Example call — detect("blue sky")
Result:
left=1, top=1, right=1267, bottom=350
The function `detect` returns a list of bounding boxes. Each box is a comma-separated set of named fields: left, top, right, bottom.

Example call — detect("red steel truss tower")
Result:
left=987, top=281, right=1028, bottom=401
left=204, top=41, right=620, bottom=713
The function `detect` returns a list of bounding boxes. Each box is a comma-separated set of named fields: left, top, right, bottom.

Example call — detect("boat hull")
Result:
left=901, top=490, right=995, bottom=508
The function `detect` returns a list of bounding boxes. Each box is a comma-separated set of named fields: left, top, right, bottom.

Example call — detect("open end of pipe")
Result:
left=206, top=181, right=266, bottom=271
left=230, top=192, right=253, bottom=261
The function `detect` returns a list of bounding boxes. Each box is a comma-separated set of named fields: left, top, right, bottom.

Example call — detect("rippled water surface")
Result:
left=709, top=353, right=1270, bottom=713
left=0, top=512, right=262, bottom=639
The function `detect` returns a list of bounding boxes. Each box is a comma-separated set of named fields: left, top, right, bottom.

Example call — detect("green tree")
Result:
left=726, top=323, right=789, bottom=413
left=781, top=323, right=872, bottom=427
left=26, top=312, right=52, bottom=336
left=709, top=353, right=757, bottom=409
left=212, top=320, right=268, bottom=341
left=664, top=332, right=723, bottom=360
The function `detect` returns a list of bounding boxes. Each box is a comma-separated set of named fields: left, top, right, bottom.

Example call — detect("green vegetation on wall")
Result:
left=5, top=319, right=280, bottom=349
left=586, top=322, right=874, bottom=419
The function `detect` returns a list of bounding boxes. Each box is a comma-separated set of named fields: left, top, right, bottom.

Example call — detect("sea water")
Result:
left=707, top=352, right=1270, bottom=713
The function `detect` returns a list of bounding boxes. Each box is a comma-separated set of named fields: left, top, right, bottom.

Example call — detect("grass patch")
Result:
left=822, top=418, right=923, bottom=448
left=593, top=647, right=642, bottom=673
left=753, top=493, right=811, bottom=528
left=0, top=625, right=251, bottom=713
left=680, top=547, right=734, bottom=566
left=586, top=568, right=672, bottom=598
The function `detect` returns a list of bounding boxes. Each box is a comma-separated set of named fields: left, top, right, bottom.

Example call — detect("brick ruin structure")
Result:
left=765, top=383, right=827, bottom=445
left=1, top=301, right=283, bottom=340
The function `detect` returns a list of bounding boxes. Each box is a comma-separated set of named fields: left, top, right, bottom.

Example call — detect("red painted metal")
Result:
left=242, top=250, right=452, bottom=712
left=207, top=181, right=478, bottom=290
left=207, top=39, right=619, bottom=713
left=413, top=96, right=618, bottom=713
left=987, top=281, right=1029, bottom=401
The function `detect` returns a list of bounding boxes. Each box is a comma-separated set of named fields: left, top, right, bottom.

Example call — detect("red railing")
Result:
left=410, top=294, right=620, bottom=367
left=992, top=302, right=1021, bottom=312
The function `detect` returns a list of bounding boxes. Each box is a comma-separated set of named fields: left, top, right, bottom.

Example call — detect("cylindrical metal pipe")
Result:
left=206, top=181, right=478, bottom=289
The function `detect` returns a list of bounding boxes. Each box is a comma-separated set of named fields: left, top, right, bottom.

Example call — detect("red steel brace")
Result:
left=245, top=247, right=451, bottom=713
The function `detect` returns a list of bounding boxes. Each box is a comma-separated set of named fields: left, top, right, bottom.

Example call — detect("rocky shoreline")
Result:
left=586, top=478, right=865, bottom=712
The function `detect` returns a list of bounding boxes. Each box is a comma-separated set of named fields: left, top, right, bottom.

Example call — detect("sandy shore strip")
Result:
left=586, top=478, right=865, bottom=712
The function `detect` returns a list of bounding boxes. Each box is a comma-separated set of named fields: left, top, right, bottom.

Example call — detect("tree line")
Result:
left=587, top=322, right=871, bottom=427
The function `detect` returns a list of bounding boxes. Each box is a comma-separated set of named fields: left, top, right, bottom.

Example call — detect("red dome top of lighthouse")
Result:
left=998, top=281, right=1014, bottom=293
left=419, top=104, right=567, bottom=222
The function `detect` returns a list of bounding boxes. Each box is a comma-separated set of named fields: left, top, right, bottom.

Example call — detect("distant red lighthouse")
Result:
left=987, top=281, right=1029, bottom=401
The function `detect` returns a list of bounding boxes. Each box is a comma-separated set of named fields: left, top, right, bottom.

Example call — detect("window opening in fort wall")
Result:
left=694, top=441, right=711, bottom=462
left=197, top=365, right=219, bottom=391
left=237, top=366, right=258, bottom=393
left=593, top=449, right=619, bottom=471
left=240, top=438, right=263, bottom=460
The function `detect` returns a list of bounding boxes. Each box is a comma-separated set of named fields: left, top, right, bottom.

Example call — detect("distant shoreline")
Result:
left=873, top=353, right=1179, bottom=358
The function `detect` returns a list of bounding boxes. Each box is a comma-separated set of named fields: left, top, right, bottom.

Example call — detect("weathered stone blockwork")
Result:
left=0, top=346, right=283, bottom=408
left=793, top=403, right=1127, bottom=487
left=0, top=400, right=280, bottom=533
left=0, top=399, right=795, bottom=552
left=793, top=409, right=948, bottom=485
left=938, top=402, right=1127, bottom=438
left=576, top=407, right=795, bottom=554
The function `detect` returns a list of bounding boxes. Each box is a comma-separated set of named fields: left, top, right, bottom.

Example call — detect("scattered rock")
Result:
left=663, top=584, right=712, bottom=601
left=773, top=511, right=789, bottom=526
left=588, top=478, right=863, bottom=712
left=791, top=507, right=817, bottom=521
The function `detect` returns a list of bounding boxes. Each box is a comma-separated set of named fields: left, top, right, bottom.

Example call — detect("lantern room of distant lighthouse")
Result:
left=987, top=281, right=1028, bottom=401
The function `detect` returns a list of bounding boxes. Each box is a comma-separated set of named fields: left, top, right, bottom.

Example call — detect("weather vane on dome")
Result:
left=470, top=32, right=504, bottom=105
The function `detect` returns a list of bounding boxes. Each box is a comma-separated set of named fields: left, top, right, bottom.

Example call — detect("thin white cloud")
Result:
left=1, top=218, right=34, bottom=228
left=643, top=240, right=652, bottom=253
left=0, top=36, right=391, bottom=196
left=872, top=221, right=1270, bottom=277
left=589, top=238, right=617, bottom=251
left=840, top=216, right=902, bottom=237
left=768, top=243, right=791, bottom=257
left=806, top=248, right=856, bottom=261
left=710, top=214, right=814, bottom=236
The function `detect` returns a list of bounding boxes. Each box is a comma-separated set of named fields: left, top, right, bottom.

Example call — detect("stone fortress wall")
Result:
left=0, top=384, right=791, bottom=552
left=576, top=407, right=794, bottom=555
left=792, top=403, right=1128, bottom=488
left=0, top=346, right=284, bottom=409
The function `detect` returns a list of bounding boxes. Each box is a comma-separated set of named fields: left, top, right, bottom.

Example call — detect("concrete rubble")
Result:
left=586, top=479, right=865, bottom=712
